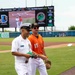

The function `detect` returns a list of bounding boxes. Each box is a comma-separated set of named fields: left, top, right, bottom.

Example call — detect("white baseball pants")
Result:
left=30, top=58, right=48, bottom=75
left=15, top=62, right=31, bottom=75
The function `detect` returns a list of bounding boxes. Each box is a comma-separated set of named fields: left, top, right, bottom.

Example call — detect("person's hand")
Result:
left=29, top=51, right=38, bottom=59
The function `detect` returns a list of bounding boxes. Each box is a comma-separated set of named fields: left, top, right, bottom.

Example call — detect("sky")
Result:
left=0, top=0, right=75, bottom=31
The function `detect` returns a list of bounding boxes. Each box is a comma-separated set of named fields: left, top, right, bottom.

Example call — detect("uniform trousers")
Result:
left=15, top=62, right=31, bottom=75
left=30, top=58, right=48, bottom=75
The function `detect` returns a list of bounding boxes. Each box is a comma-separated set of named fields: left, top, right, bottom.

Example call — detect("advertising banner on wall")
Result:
left=0, top=32, right=1, bottom=38
left=35, top=9, right=47, bottom=27
left=1, top=32, right=9, bottom=38
left=0, top=12, right=9, bottom=28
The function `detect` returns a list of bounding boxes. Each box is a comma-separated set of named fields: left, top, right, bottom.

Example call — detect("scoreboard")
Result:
left=0, top=6, right=54, bottom=28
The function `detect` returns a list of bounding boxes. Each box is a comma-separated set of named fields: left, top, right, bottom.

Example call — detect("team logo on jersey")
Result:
left=34, top=43, right=38, bottom=48
left=20, top=45, right=24, bottom=47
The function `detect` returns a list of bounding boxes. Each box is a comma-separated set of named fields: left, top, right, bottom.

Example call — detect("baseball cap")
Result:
left=20, top=23, right=31, bottom=31
left=31, top=23, right=39, bottom=28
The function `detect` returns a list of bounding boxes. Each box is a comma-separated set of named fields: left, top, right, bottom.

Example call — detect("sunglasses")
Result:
left=33, top=26, right=39, bottom=29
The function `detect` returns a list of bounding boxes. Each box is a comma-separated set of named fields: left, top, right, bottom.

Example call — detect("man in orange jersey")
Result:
left=19, top=16, right=22, bottom=26
left=28, top=23, right=48, bottom=75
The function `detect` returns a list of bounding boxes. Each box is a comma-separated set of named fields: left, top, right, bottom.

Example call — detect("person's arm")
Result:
left=32, top=51, right=47, bottom=60
left=41, top=37, right=48, bottom=60
left=12, top=52, right=31, bottom=59
left=42, top=48, right=47, bottom=56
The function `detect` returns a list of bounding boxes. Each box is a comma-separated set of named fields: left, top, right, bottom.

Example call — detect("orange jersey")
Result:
left=28, top=34, right=44, bottom=54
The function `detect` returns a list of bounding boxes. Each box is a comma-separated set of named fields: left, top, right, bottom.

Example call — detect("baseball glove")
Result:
left=45, top=60, right=51, bottom=70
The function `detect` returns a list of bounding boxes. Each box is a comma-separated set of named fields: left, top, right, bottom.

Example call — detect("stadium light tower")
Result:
left=51, top=0, right=53, bottom=5
left=45, top=0, right=54, bottom=6
left=25, top=0, right=27, bottom=7
left=35, top=0, right=37, bottom=7
left=45, top=0, right=47, bottom=6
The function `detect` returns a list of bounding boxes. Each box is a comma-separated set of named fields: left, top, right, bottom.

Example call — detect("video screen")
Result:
left=0, top=6, right=54, bottom=28
left=9, top=11, right=35, bottom=28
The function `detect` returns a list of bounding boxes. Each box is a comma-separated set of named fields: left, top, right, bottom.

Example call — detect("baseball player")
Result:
left=28, top=23, right=48, bottom=75
left=15, top=16, right=19, bottom=28
left=11, top=23, right=32, bottom=75
left=19, top=16, right=23, bottom=26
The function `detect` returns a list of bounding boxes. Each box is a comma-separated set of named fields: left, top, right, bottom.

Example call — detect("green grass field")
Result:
left=0, top=38, right=14, bottom=42
left=0, top=37, right=75, bottom=50
left=0, top=45, right=11, bottom=50
left=0, top=46, right=75, bottom=75
left=0, top=37, right=75, bottom=42
left=43, top=37, right=75, bottom=42
left=0, top=37, right=75, bottom=75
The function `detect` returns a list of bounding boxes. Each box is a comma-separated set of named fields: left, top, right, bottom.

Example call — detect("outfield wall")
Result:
left=0, top=31, right=75, bottom=38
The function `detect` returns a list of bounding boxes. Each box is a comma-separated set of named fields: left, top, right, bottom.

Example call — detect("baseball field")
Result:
left=0, top=37, right=75, bottom=75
